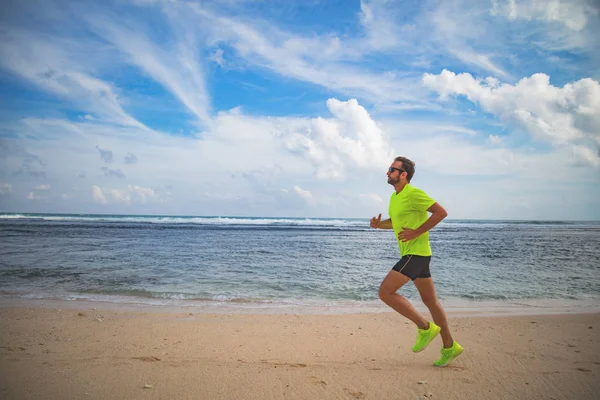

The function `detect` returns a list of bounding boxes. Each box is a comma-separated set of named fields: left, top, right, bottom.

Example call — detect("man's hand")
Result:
left=398, top=227, right=420, bottom=242
left=370, top=213, right=382, bottom=229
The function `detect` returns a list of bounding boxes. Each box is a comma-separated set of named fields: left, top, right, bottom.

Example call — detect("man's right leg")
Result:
left=378, top=270, right=429, bottom=329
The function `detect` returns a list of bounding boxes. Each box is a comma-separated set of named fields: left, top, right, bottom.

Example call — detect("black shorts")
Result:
left=392, top=255, right=431, bottom=280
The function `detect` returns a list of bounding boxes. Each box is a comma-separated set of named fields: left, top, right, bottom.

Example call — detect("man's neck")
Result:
left=394, top=181, right=408, bottom=194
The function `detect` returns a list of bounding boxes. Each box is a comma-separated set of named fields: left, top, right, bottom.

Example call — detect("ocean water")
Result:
left=1, top=213, right=599, bottom=313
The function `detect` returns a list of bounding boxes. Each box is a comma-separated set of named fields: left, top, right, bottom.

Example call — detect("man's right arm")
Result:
left=370, top=213, right=394, bottom=229
left=378, top=219, right=393, bottom=229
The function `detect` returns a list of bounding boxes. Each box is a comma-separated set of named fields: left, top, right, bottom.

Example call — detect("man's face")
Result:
left=387, top=161, right=405, bottom=185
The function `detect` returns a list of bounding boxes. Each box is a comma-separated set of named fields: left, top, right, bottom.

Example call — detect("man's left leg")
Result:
left=413, top=277, right=453, bottom=347
left=414, top=277, right=464, bottom=367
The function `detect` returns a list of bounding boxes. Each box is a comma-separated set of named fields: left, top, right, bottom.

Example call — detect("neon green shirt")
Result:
left=388, top=184, right=436, bottom=257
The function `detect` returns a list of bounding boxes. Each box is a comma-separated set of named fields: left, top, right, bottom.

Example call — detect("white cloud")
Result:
left=571, top=144, right=600, bottom=167
left=27, top=192, right=41, bottom=200
left=491, top=0, right=596, bottom=31
left=92, top=185, right=107, bottom=204
left=489, top=134, right=503, bottom=145
left=448, top=49, right=511, bottom=80
left=5, top=97, right=396, bottom=214
left=2, top=94, right=599, bottom=219
left=423, top=69, right=600, bottom=166
left=293, top=185, right=313, bottom=204
left=93, top=184, right=158, bottom=205
left=108, top=188, right=131, bottom=204
left=439, top=126, right=478, bottom=136
left=284, top=99, right=395, bottom=179
left=35, top=184, right=51, bottom=191
left=128, top=185, right=157, bottom=204
left=0, top=183, right=12, bottom=195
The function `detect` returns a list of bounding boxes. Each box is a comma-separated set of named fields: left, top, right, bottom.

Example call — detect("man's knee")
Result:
left=378, top=285, right=394, bottom=302
left=378, top=286, right=387, bottom=301
left=421, top=296, right=438, bottom=308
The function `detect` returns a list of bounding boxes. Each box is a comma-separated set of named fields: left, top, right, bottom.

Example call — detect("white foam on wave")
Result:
left=0, top=214, right=366, bottom=227
left=0, top=214, right=29, bottom=219
left=3, top=290, right=599, bottom=316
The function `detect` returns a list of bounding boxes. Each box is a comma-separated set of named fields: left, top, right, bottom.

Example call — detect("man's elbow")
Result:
left=438, top=208, right=448, bottom=220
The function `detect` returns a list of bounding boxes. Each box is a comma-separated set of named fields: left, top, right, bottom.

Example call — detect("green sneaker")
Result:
left=411, top=321, right=441, bottom=352
left=433, top=341, right=464, bottom=367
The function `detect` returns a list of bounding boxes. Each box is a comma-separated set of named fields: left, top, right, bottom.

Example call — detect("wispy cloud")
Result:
left=489, top=0, right=600, bottom=53
left=491, top=0, right=597, bottom=31
left=359, top=0, right=401, bottom=50
left=82, top=6, right=212, bottom=126
left=427, top=0, right=513, bottom=79
left=0, top=29, right=146, bottom=128
left=186, top=2, right=431, bottom=108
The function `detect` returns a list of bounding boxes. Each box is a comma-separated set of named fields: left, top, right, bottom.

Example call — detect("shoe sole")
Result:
left=412, top=328, right=441, bottom=353
left=434, top=347, right=464, bottom=367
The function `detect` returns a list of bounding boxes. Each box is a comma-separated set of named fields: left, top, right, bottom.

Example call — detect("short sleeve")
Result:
left=410, top=188, right=436, bottom=211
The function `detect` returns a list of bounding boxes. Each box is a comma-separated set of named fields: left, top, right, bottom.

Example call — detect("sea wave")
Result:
left=0, top=213, right=367, bottom=227
left=2, top=213, right=597, bottom=227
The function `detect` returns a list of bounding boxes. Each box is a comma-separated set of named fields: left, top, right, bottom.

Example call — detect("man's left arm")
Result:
left=416, top=202, right=448, bottom=235
left=398, top=202, right=448, bottom=242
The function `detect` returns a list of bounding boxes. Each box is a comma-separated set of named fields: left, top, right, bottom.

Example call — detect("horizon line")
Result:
left=0, top=211, right=599, bottom=223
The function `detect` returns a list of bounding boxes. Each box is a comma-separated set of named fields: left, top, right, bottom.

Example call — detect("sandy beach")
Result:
left=0, top=303, right=598, bottom=400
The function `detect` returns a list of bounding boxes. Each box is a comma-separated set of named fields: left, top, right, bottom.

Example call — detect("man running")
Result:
left=370, top=156, right=463, bottom=367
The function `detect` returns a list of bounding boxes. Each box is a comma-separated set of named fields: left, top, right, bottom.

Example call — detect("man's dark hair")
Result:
left=394, top=156, right=415, bottom=182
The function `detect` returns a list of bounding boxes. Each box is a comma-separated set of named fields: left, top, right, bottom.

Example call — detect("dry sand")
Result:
left=1, top=303, right=599, bottom=400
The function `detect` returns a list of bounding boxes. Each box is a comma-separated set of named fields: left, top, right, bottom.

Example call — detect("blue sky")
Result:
left=0, top=0, right=599, bottom=220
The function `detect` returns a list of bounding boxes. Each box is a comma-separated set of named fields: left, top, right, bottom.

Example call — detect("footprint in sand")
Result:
left=310, top=377, right=327, bottom=387
left=260, top=360, right=307, bottom=368
left=133, top=356, right=161, bottom=362
left=344, top=389, right=365, bottom=399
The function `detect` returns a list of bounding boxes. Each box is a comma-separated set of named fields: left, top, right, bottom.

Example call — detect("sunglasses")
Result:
left=388, top=167, right=405, bottom=174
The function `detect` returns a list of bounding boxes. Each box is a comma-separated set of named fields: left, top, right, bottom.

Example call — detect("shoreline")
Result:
left=1, top=295, right=599, bottom=317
